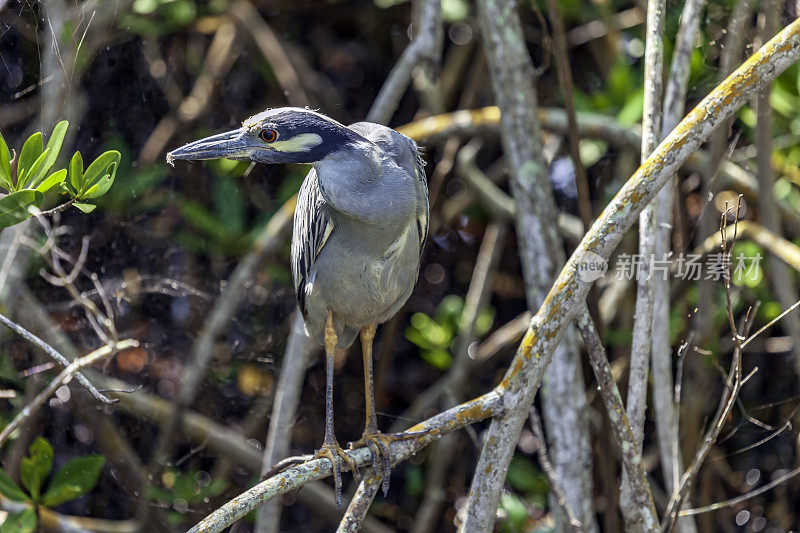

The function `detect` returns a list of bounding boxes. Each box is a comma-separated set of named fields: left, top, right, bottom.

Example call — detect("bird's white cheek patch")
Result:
left=271, top=133, right=323, bottom=153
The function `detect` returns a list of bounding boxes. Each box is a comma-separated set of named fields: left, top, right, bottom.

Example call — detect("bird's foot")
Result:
left=349, top=429, right=429, bottom=495
left=312, top=441, right=361, bottom=509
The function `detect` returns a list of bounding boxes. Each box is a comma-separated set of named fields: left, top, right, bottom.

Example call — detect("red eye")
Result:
left=259, top=129, right=278, bottom=143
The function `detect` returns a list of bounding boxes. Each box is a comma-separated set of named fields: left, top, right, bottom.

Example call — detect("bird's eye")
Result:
left=259, top=129, right=278, bottom=143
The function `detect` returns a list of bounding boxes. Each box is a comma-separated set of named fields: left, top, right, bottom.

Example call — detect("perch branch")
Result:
left=188, top=391, right=502, bottom=533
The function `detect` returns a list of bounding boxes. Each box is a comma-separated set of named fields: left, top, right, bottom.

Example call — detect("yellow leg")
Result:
left=361, top=323, right=379, bottom=435
left=312, top=311, right=360, bottom=508
left=350, top=323, right=426, bottom=495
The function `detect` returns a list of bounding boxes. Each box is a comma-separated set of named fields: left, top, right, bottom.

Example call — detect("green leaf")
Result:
left=73, top=202, right=96, bottom=213
left=80, top=151, right=120, bottom=194
left=81, top=171, right=115, bottom=200
left=69, top=151, right=84, bottom=194
left=20, top=437, right=53, bottom=501
left=0, top=133, right=13, bottom=190
left=41, top=455, right=105, bottom=507
left=420, top=348, right=452, bottom=370
left=16, top=132, right=43, bottom=188
left=0, top=190, right=45, bottom=229
left=18, top=148, right=50, bottom=189
left=0, top=508, right=36, bottom=533
left=35, top=169, right=67, bottom=193
left=0, top=468, right=28, bottom=502
left=28, top=120, right=68, bottom=188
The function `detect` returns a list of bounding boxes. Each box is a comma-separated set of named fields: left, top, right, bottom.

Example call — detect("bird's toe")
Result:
left=312, top=441, right=361, bottom=508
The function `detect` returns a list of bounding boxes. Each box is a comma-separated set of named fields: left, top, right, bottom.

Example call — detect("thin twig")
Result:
left=661, top=213, right=757, bottom=532
left=0, top=312, right=111, bottom=403
left=0, top=339, right=138, bottom=447
left=575, top=307, right=659, bottom=529
left=36, top=196, right=78, bottom=217
left=679, top=465, right=800, bottom=516
left=528, top=408, right=583, bottom=530
left=742, top=299, right=800, bottom=348
left=544, top=0, right=593, bottom=228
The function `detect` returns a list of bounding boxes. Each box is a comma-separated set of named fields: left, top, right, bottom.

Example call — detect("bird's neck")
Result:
left=313, top=141, right=388, bottom=223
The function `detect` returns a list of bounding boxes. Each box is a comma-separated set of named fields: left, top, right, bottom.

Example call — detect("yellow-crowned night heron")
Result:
left=168, top=107, right=428, bottom=502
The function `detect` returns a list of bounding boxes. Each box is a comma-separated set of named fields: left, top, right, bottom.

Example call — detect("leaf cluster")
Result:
left=0, top=437, right=105, bottom=533
left=0, top=122, right=120, bottom=229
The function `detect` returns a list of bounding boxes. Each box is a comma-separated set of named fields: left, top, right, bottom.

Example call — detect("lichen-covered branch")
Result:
left=187, top=391, right=502, bottom=533
left=652, top=2, right=705, bottom=525
left=621, top=0, right=664, bottom=527
left=336, top=474, right=385, bottom=533
left=462, top=16, right=800, bottom=532
left=471, top=0, right=596, bottom=529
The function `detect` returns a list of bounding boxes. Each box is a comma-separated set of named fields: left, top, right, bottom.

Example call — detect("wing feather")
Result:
left=413, top=147, right=429, bottom=255
left=291, top=169, right=331, bottom=317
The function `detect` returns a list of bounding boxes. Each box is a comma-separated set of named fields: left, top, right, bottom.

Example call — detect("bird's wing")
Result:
left=348, top=122, right=429, bottom=254
left=291, top=168, right=333, bottom=317
left=412, top=146, right=429, bottom=256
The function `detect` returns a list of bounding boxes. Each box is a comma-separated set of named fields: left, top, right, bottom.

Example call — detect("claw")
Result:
left=349, top=429, right=428, bottom=495
left=312, top=442, right=361, bottom=508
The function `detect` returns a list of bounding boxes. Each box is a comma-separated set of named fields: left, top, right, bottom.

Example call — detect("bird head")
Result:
left=167, top=107, right=356, bottom=166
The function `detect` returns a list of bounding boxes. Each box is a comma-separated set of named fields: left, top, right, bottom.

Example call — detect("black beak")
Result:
left=167, top=128, right=257, bottom=165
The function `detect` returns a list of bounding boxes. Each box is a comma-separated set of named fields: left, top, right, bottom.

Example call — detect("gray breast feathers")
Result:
left=291, top=169, right=332, bottom=318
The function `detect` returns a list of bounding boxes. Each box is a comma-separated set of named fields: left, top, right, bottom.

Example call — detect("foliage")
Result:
left=0, top=122, right=120, bottom=229
left=404, top=294, right=495, bottom=370
left=0, top=437, right=105, bottom=533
